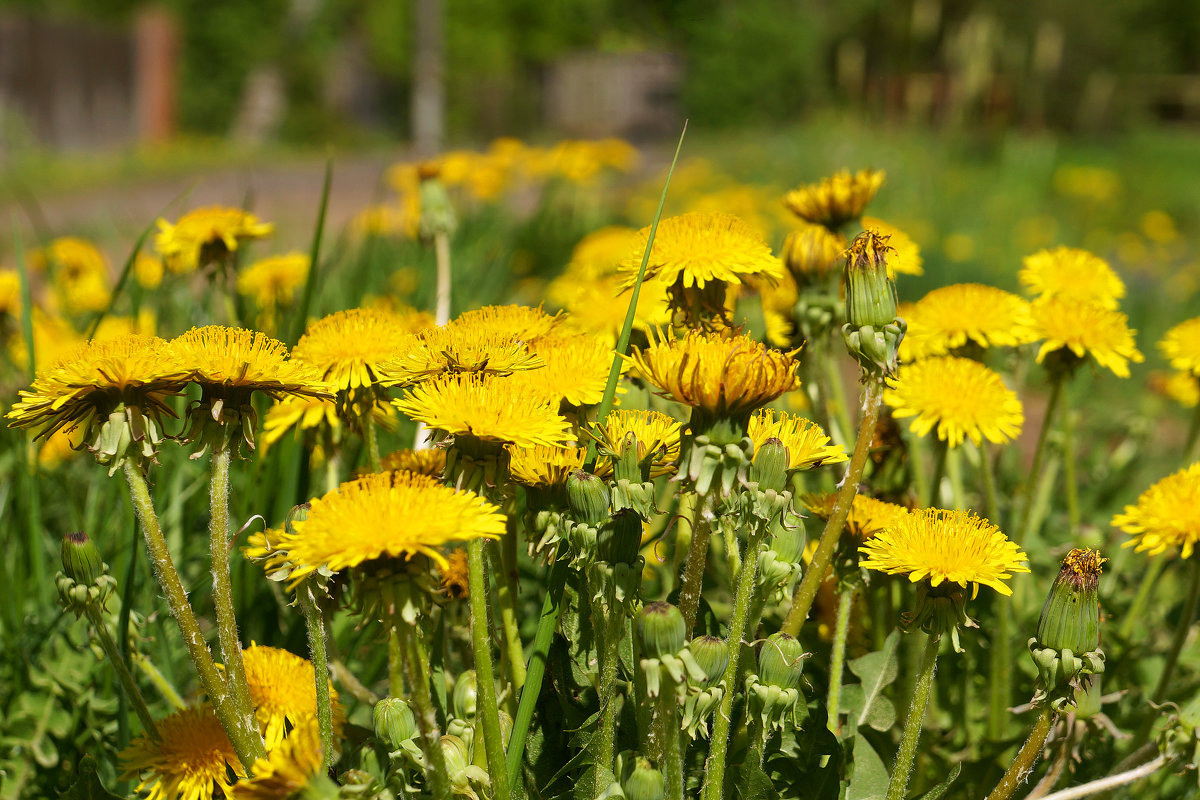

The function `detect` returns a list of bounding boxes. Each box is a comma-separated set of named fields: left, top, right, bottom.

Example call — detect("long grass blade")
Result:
left=86, top=218, right=156, bottom=340
left=289, top=158, right=334, bottom=348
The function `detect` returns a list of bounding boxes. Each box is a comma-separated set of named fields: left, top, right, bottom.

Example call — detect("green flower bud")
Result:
left=1036, top=548, right=1105, bottom=654
left=373, top=697, right=418, bottom=749
left=688, top=635, right=729, bottom=685
left=418, top=168, right=458, bottom=241
left=613, top=431, right=643, bottom=484
left=621, top=756, right=665, bottom=800
left=637, top=602, right=687, bottom=659
left=598, top=508, right=643, bottom=565
left=453, top=670, right=478, bottom=721
left=61, top=532, right=104, bottom=587
left=757, top=633, right=806, bottom=690
left=440, top=734, right=471, bottom=775
left=284, top=502, right=311, bottom=535
left=567, top=469, right=610, bottom=526
left=750, top=438, right=789, bottom=493
left=844, top=229, right=898, bottom=329
left=767, top=512, right=806, bottom=564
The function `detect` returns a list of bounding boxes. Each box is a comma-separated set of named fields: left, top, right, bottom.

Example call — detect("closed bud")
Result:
left=567, top=469, right=610, bottom=526
left=373, top=697, right=418, bottom=749
left=688, top=635, right=729, bottom=685
left=61, top=532, right=104, bottom=587
left=782, top=224, right=844, bottom=287
left=453, top=670, right=478, bottom=721
left=418, top=172, right=458, bottom=241
left=284, top=503, right=311, bottom=534
left=637, top=602, right=687, bottom=659
left=621, top=756, right=665, bottom=800
left=767, top=513, right=805, bottom=564
left=757, top=633, right=806, bottom=689
left=613, top=431, right=643, bottom=484
left=844, top=229, right=898, bottom=330
left=598, top=508, right=642, bottom=564
left=1036, top=548, right=1105, bottom=654
left=440, top=734, right=471, bottom=775
left=750, top=438, right=789, bottom=493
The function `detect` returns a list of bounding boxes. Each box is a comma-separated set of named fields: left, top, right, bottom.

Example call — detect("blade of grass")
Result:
left=12, top=222, right=47, bottom=601
left=86, top=219, right=155, bottom=340
left=506, top=122, right=688, bottom=788
left=288, top=158, right=333, bottom=348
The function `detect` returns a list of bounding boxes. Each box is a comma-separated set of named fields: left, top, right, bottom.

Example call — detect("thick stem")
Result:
left=435, top=230, right=452, bottom=325
left=659, top=688, right=684, bottom=800
left=985, top=708, right=1055, bottom=800
left=496, top=525, right=527, bottom=694
left=1027, top=722, right=1073, bottom=799
left=208, top=447, right=261, bottom=761
left=394, top=621, right=453, bottom=800
left=826, top=584, right=857, bottom=735
left=678, top=492, right=712, bottom=634
left=782, top=379, right=883, bottom=636
left=388, top=630, right=406, bottom=698
left=1015, top=377, right=1064, bottom=545
left=925, top=437, right=948, bottom=509
left=85, top=605, right=160, bottom=742
left=1118, top=557, right=1167, bottom=641
left=134, top=654, right=186, bottom=709
left=121, top=462, right=264, bottom=769
left=592, top=583, right=624, bottom=796
left=980, top=445, right=1011, bottom=741
left=298, top=583, right=335, bottom=770
left=1037, top=755, right=1168, bottom=800
left=885, top=633, right=940, bottom=800
left=1152, top=556, right=1200, bottom=704
left=363, top=413, right=382, bottom=474
left=467, top=538, right=512, bottom=800
left=701, top=521, right=768, bottom=800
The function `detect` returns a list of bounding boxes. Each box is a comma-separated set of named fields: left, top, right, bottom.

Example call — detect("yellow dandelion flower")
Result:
left=381, top=447, right=447, bottom=477
left=243, top=527, right=293, bottom=581
left=859, top=508, right=1030, bottom=596
left=626, top=330, right=800, bottom=419
left=507, top=443, right=588, bottom=487
left=899, top=283, right=1037, bottom=361
left=240, top=644, right=346, bottom=750
left=562, top=226, right=641, bottom=278
left=278, top=471, right=506, bottom=580
left=1031, top=296, right=1143, bottom=378
left=784, top=169, right=885, bottom=229
left=351, top=203, right=418, bottom=239
left=92, top=309, right=157, bottom=341
left=170, top=326, right=331, bottom=400
left=1159, top=317, right=1200, bottom=375
left=237, top=252, right=310, bottom=308
left=155, top=206, right=274, bottom=274
left=801, top=491, right=908, bottom=538
left=378, top=325, right=544, bottom=386
left=32, top=236, right=107, bottom=276
left=513, top=332, right=617, bottom=407
left=451, top=304, right=563, bottom=341
left=885, top=356, right=1024, bottom=447
left=293, top=308, right=422, bottom=397
left=1019, top=247, right=1126, bottom=309
left=393, top=374, right=572, bottom=449
left=1113, top=463, right=1200, bottom=558
left=748, top=409, right=847, bottom=470
left=780, top=222, right=846, bottom=285
left=119, top=705, right=246, bottom=800
left=229, top=719, right=324, bottom=800
left=134, top=252, right=164, bottom=289
left=260, top=396, right=339, bottom=451
left=440, top=548, right=471, bottom=599
left=7, top=309, right=83, bottom=372
left=0, top=269, right=21, bottom=317
left=590, top=409, right=682, bottom=479
left=618, top=211, right=783, bottom=290
left=1150, top=370, right=1200, bottom=408
left=861, top=217, right=923, bottom=277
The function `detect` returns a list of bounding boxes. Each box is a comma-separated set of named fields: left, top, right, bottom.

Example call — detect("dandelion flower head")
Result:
left=378, top=323, right=544, bottom=386
left=451, top=304, right=563, bottom=341
left=899, top=283, right=1037, bottom=361
left=591, top=409, right=682, bottom=478
left=1113, top=463, right=1200, bottom=558
left=155, top=206, right=274, bottom=274
left=229, top=719, right=323, bottom=800
left=382, top=447, right=447, bottom=477
left=748, top=409, right=847, bottom=471
left=1032, top=296, right=1143, bottom=378
left=170, top=326, right=331, bottom=400
left=240, top=644, right=345, bottom=750
left=884, top=356, right=1024, bottom=447
left=1159, top=316, right=1200, bottom=375
left=801, top=492, right=908, bottom=539
left=119, top=705, right=245, bottom=800
left=618, top=212, right=783, bottom=290
left=507, top=443, right=588, bottom=487
left=236, top=252, right=310, bottom=308
left=1019, top=247, right=1125, bottom=309
left=784, top=168, right=885, bottom=229
left=293, top=308, right=424, bottom=397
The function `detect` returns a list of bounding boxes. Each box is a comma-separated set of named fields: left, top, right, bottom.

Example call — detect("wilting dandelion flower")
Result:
left=800, top=492, right=908, bottom=539
left=1019, top=247, right=1125, bottom=309
left=885, top=356, right=1024, bottom=447
left=1159, top=317, right=1200, bottom=375
left=382, top=447, right=448, bottom=477
left=784, top=169, right=885, bottom=230
left=747, top=409, right=847, bottom=471
left=1031, top=296, right=1143, bottom=377
left=861, top=217, right=923, bottom=277
left=277, top=471, right=506, bottom=579
left=780, top=221, right=845, bottom=286
left=155, top=206, right=274, bottom=274
left=120, top=705, right=246, bottom=800
left=240, top=644, right=345, bottom=750
left=229, top=719, right=324, bottom=800
left=1113, top=463, right=1200, bottom=558
left=899, top=283, right=1037, bottom=361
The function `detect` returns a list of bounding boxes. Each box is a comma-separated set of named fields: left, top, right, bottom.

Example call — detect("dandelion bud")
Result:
left=781, top=223, right=844, bottom=287
left=1036, top=548, right=1105, bottom=654
left=844, top=230, right=898, bottom=330
left=284, top=502, right=311, bottom=534
left=688, top=635, right=729, bottom=685
left=567, top=469, right=610, bottom=526
left=439, top=734, right=471, bottom=776
left=767, top=513, right=805, bottom=564
left=757, top=633, right=806, bottom=690
left=621, top=756, right=665, bottom=800
left=61, top=532, right=104, bottom=587
left=750, top=437, right=789, bottom=493
left=638, top=602, right=687, bottom=659
left=598, top=508, right=642, bottom=565
left=373, top=697, right=418, bottom=749
left=613, top=430, right=643, bottom=484
left=453, top=670, right=478, bottom=721
left=418, top=169, right=458, bottom=241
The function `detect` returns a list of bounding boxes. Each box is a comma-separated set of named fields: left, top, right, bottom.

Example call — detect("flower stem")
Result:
left=467, top=537, right=512, bottom=800
left=659, top=688, right=684, bottom=800
left=496, top=522, right=527, bottom=695
left=393, top=620, right=453, bottom=800
left=1152, top=556, right=1200, bottom=703
left=1062, top=407, right=1080, bottom=536
left=985, top=708, right=1055, bottom=800
left=1015, top=376, right=1064, bottom=545
left=208, top=447, right=261, bottom=761
left=925, top=437, right=948, bottom=509
left=121, top=461, right=265, bottom=769
left=979, top=445, right=1011, bottom=741
left=592, top=580, right=625, bottom=796
left=826, top=583, right=857, bottom=736
left=1118, top=556, right=1167, bottom=642
left=363, top=412, right=382, bottom=473
left=85, top=605, right=160, bottom=742
left=387, top=629, right=405, bottom=698
left=782, top=379, right=883, bottom=636
left=1037, top=754, right=1168, bottom=800
left=885, top=633, right=940, bottom=800
left=134, top=653, right=186, bottom=709
left=702, top=520, right=768, bottom=800
left=298, top=582, right=335, bottom=770
left=678, top=491, right=713, bottom=634
left=435, top=230, right=452, bottom=325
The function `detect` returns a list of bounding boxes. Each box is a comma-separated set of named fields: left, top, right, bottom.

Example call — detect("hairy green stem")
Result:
left=496, top=524, right=527, bottom=695
left=122, top=462, right=264, bottom=768
left=925, top=438, right=948, bottom=509
left=678, top=491, right=712, bottom=634
left=985, top=708, right=1055, bottom=800
left=782, top=379, right=883, bottom=636
left=702, top=521, right=768, bottom=800
left=298, top=583, right=335, bottom=770
left=1016, top=376, right=1064, bottom=545
left=826, top=584, right=856, bottom=735
left=885, top=633, right=940, bottom=800
left=134, top=653, right=186, bottom=709
left=592, top=582, right=625, bottom=796
left=1152, top=557, right=1200, bottom=703
left=467, top=538, right=511, bottom=800
left=363, top=413, right=382, bottom=473
left=659, top=688, right=684, bottom=800
left=394, top=620, right=453, bottom=800
left=85, top=605, right=160, bottom=741
left=388, top=630, right=405, bottom=698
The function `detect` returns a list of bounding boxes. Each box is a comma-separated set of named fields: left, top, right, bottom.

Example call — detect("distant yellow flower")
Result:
left=237, top=252, right=309, bottom=308
left=382, top=447, right=447, bottom=477
left=170, top=326, right=330, bottom=400
left=278, top=470, right=506, bottom=580
left=440, top=548, right=471, bottom=599
left=563, top=226, right=640, bottom=277
left=801, top=492, right=908, bottom=538
left=507, top=443, right=588, bottom=487
left=155, top=206, right=273, bottom=274
left=618, top=212, right=783, bottom=291
left=861, top=217, right=923, bottom=277
left=33, top=237, right=108, bottom=278
left=784, top=169, right=885, bottom=229
left=378, top=325, right=544, bottom=386
left=393, top=374, right=572, bottom=449
left=6, top=309, right=83, bottom=372
left=626, top=330, right=800, bottom=420
left=0, top=269, right=20, bottom=317
left=451, top=304, right=563, bottom=341
left=1053, top=165, right=1120, bottom=203
left=885, top=356, right=1024, bottom=447
left=134, top=253, right=164, bottom=289
left=1113, top=463, right=1200, bottom=558
left=1160, top=317, right=1200, bottom=375
left=38, top=426, right=84, bottom=469
left=293, top=308, right=423, bottom=399
left=1150, top=370, right=1199, bottom=408
left=92, top=309, right=157, bottom=341
left=899, top=283, right=1037, bottom=361
left=590, top=409, right=682, bottom=479
left=748, top=409, right=847, bottom=470
left=241, top=644, right=345, bottom=750
left=120, top=705, right=245, bottom=800
left=859, top=508, right=1030, bottom=596
left=351, top=203, right=417, bottom=239
left=229, top=719, right=323, bottom=800
left=1032, top=296, right=1143, bottom=378
left=1019, top=247, right=1125, bottom=309
left=780, top=222, right=845, bottom=284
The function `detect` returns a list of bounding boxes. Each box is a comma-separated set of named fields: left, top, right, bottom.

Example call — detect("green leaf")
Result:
left=842, top=631, right=901, bottom=732
left=736, top=755, right=782, bottom=800
left=846, top=733, right=890, bottom=800
left=57, top=756, right=122, bottom=800
left=914, top=763, right=961, bottom=800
